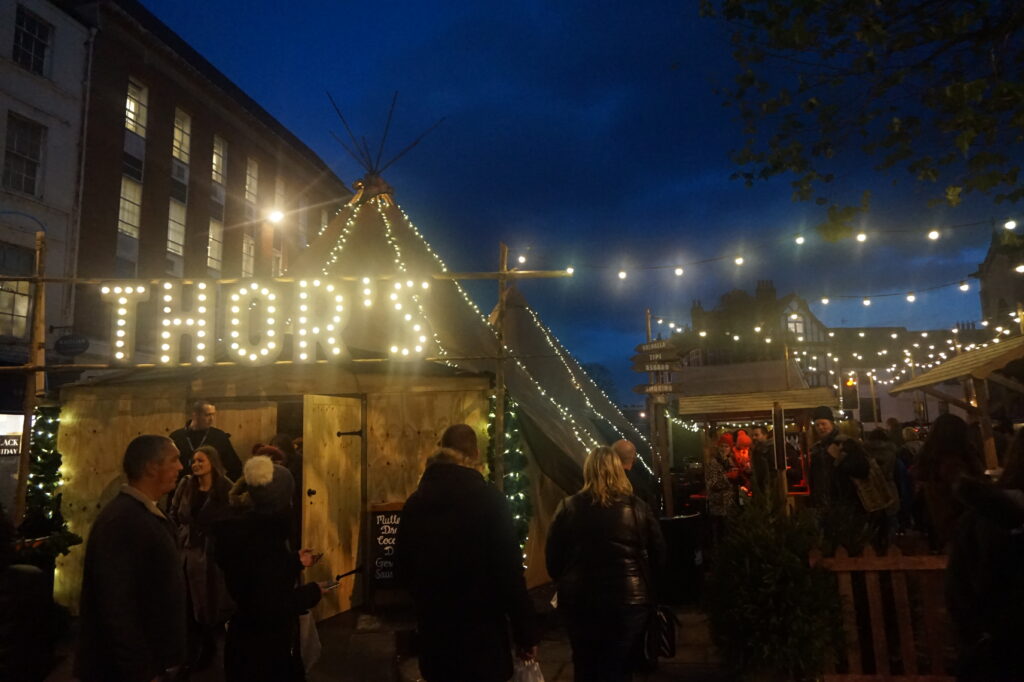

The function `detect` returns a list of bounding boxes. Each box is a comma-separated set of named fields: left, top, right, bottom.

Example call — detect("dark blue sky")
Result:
left=140, top=0, right=1007, bottom=401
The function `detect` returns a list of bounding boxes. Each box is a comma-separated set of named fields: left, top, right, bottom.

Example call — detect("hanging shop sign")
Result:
left=98, top=277, right=433, bottom=367
left=55, top=334, right=90, bottom=357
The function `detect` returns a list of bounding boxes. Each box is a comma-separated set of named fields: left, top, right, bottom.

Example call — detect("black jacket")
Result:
left=170, top=425, right=242, bottom=481
left=946, top=478, right=1024, bottom=680
left=546, top=493, right=665, bottom=608
left=214, top=511, right=320, bottom=682
left=75, top=491, right=186, bottom=682
left=396, top=461, right=538, bottom=682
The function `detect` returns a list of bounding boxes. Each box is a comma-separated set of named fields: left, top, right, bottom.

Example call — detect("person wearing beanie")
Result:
left=213, top=456, right=322, bottom=682
left=809, top=406, right=839, bottom=510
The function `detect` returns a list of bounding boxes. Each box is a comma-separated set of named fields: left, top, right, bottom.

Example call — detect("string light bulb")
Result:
left=906, top=293, right=916, bottom=302
left=794, top=235, right=805, bottom=245
left=959, top=281, right=970, bottom=292
left=927, top=230, right=940, bottom=240
left=820, top=297, right=829, bottom=305
left=856, top=232, right=867, bottom=242
left=1005, top=220, right=1017, bottom=230
left=674, top=267, right=684, bottom=276
left=734, top=256, right=744, bottom=265
left=863, top=298, right=871, bottom=306
left=618, top=270, right=627, bottom=280
left=517, top=255, right=526, bottom=264
left=566, top=266, right=574, bottom=274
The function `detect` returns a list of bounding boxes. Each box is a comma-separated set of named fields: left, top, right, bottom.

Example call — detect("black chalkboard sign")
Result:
left=369, top=504, right=402, bottom=588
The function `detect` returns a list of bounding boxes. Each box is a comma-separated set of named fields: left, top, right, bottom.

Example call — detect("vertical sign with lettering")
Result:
left=370, top=503, right=403, bottom=588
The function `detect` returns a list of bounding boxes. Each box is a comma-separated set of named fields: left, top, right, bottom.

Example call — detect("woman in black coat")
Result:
left=546, top=445, right=666, bottom=682
left=214, top=456, right=322, bottom=682
left=169, top=444, right=233, bottom=670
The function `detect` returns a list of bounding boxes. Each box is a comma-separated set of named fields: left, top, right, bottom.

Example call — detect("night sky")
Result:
left=139, top=0, right=1004, bottom=402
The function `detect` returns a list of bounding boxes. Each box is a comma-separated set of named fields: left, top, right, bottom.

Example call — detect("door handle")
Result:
left=336, top=429, right=362, bottom=437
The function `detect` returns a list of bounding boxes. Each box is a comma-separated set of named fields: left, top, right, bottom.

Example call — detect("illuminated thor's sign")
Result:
left=99, top=277, right=433, bottom=366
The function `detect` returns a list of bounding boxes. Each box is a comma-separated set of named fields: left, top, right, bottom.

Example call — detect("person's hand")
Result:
left=299, top=548, right=320, bottom=567
left=516, top=645, right=539, bottom=661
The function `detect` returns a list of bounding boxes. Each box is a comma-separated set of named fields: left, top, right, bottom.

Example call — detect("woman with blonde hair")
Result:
left=546, top=445, right=665, bottom=681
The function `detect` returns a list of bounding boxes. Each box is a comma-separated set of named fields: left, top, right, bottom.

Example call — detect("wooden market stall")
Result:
left=53, top=177, right=636, bottom=620
left=890, top=334, right=1024, bottom=469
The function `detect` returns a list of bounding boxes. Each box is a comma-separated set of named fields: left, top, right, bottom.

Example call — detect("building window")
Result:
left=3, top=113, right=46, bottom=196
left=207, top=218, right=223, bottom=272
left=0, top=242, right=32, bottom=338
left=12, top=5, right=52, bottom=76
left=241, top=233, right=255, bottom=278
left=245, top=158, right=258, bottom=204
left=786, top=314, right=805, bottom=336
left=167, top=199, right=186, bottom=256
left=125, top=78, right=148, bottom=137
left=171, top=108, right=191, bottom=164
left=117, top=176, right=142, bottom=238
left=272, top=247, right=283, bottom=276
left=211, top=135, right=227, bottom=185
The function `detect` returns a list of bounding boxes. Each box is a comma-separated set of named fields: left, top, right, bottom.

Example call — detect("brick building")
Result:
left=62, top=0, right=350, bottom=360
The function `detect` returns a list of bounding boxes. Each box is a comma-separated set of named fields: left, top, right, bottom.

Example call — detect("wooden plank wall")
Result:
left=365, top=389, right=488, bottom=506
left=216, top=401, right=278, bottom=463
left=55, top=381, right=188, bottom=611
left=302, top=395, right=362, bottom=620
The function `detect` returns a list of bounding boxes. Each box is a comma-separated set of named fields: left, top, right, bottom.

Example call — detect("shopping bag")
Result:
left=635, top=605, right=677, bottom=672
left=512, top=657, right=545, bottom=682
left=299, top=612, right=322, bottom=672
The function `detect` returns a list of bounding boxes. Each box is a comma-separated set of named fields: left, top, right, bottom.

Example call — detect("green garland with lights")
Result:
left=486, top=394, right=532, bottom=551
left=17, top=405, right=81, bottom=563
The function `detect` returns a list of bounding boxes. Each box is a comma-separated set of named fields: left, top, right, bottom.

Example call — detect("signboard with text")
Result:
left=369, top=504, right=403, bottom=589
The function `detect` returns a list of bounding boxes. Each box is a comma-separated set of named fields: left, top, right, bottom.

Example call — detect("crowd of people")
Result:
left=75, top=401, right=319, bottom=682
left=38, top=395, right=1024, bottom=682
left=705, top=406, right=1024, bottom=681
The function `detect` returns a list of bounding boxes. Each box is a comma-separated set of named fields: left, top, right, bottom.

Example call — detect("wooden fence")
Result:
left=811, top=545, right=954, bottom=682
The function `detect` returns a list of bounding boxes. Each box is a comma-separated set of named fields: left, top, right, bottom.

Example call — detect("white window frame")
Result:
left=125, top=78, right=148, bottom=138
left=245, top=157, right=258, bottom=204
left=211, top=135, right=227, bottom=185
left=13, top=4, right=53, bottom=77
left=171, top=108, right=191, bottom=164
left=207, top=218, right=224, bottom=272
left=117, top=176, right=143, bottom=238
left=2, top=112, right=46, bottom=197
left=241, top=233, right=255, bottom=278
left=167, top=199, right=186, bottom=256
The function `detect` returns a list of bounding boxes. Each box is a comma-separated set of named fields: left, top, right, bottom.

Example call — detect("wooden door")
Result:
left=302, top=394, right=362, bottom=620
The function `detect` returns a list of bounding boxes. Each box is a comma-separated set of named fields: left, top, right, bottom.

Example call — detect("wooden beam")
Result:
left=986, top=372, right=1024, bottom=395
left=973, top=378, right=999, bottom=470
left=918, top=386, right=977, bottom=414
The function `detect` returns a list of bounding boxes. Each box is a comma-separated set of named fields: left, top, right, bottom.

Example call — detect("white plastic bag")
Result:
left=512, top=658, right=545, bottom=682
left=299, top=612, right=322, bottom=672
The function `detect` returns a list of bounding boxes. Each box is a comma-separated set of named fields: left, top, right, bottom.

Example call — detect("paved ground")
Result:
left=45, top=594, right=732, bottom=681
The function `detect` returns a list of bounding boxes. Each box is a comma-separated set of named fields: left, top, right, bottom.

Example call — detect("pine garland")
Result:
left=486, top=394, right=532, bottom=551
left=17, top=405, right=81, bottom=562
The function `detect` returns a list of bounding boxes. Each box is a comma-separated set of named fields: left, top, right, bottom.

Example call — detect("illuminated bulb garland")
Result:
left=227, top=281, right=284, bottom=365
left=100, top=283, right=149, bottom=363
left=486, top=394, right=531, bottom=555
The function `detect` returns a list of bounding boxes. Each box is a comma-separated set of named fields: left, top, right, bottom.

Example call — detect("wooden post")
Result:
left=868, top=372, right=879, bottom=427
left=972, top=377, right=998, bottom=470
left=14, top=232, right=46, bottom=524
left=493, top=243, right=509, bottom=492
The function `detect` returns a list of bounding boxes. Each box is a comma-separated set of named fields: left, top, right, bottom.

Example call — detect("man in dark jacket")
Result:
left=808, top=406, right=839, bottom=509
left=396, top=424, right=539, bottom=682
left=76, top=435, right=186, bottom=682
left=170, top=400, right=242, bottom=481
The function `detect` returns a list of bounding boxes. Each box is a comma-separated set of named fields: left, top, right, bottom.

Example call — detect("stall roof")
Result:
left=673, top=360, right=808, bottom=396
left=677, top=386, right=838, bottom=417
left=890, top=335, right=1024, bottom=395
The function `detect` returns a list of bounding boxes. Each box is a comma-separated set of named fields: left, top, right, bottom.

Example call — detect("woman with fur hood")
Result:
left=213, top=455, right=322, bottom=682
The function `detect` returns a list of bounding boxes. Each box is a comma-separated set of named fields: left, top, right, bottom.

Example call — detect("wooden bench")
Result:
left=811, top=545, right=953, bottom=682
